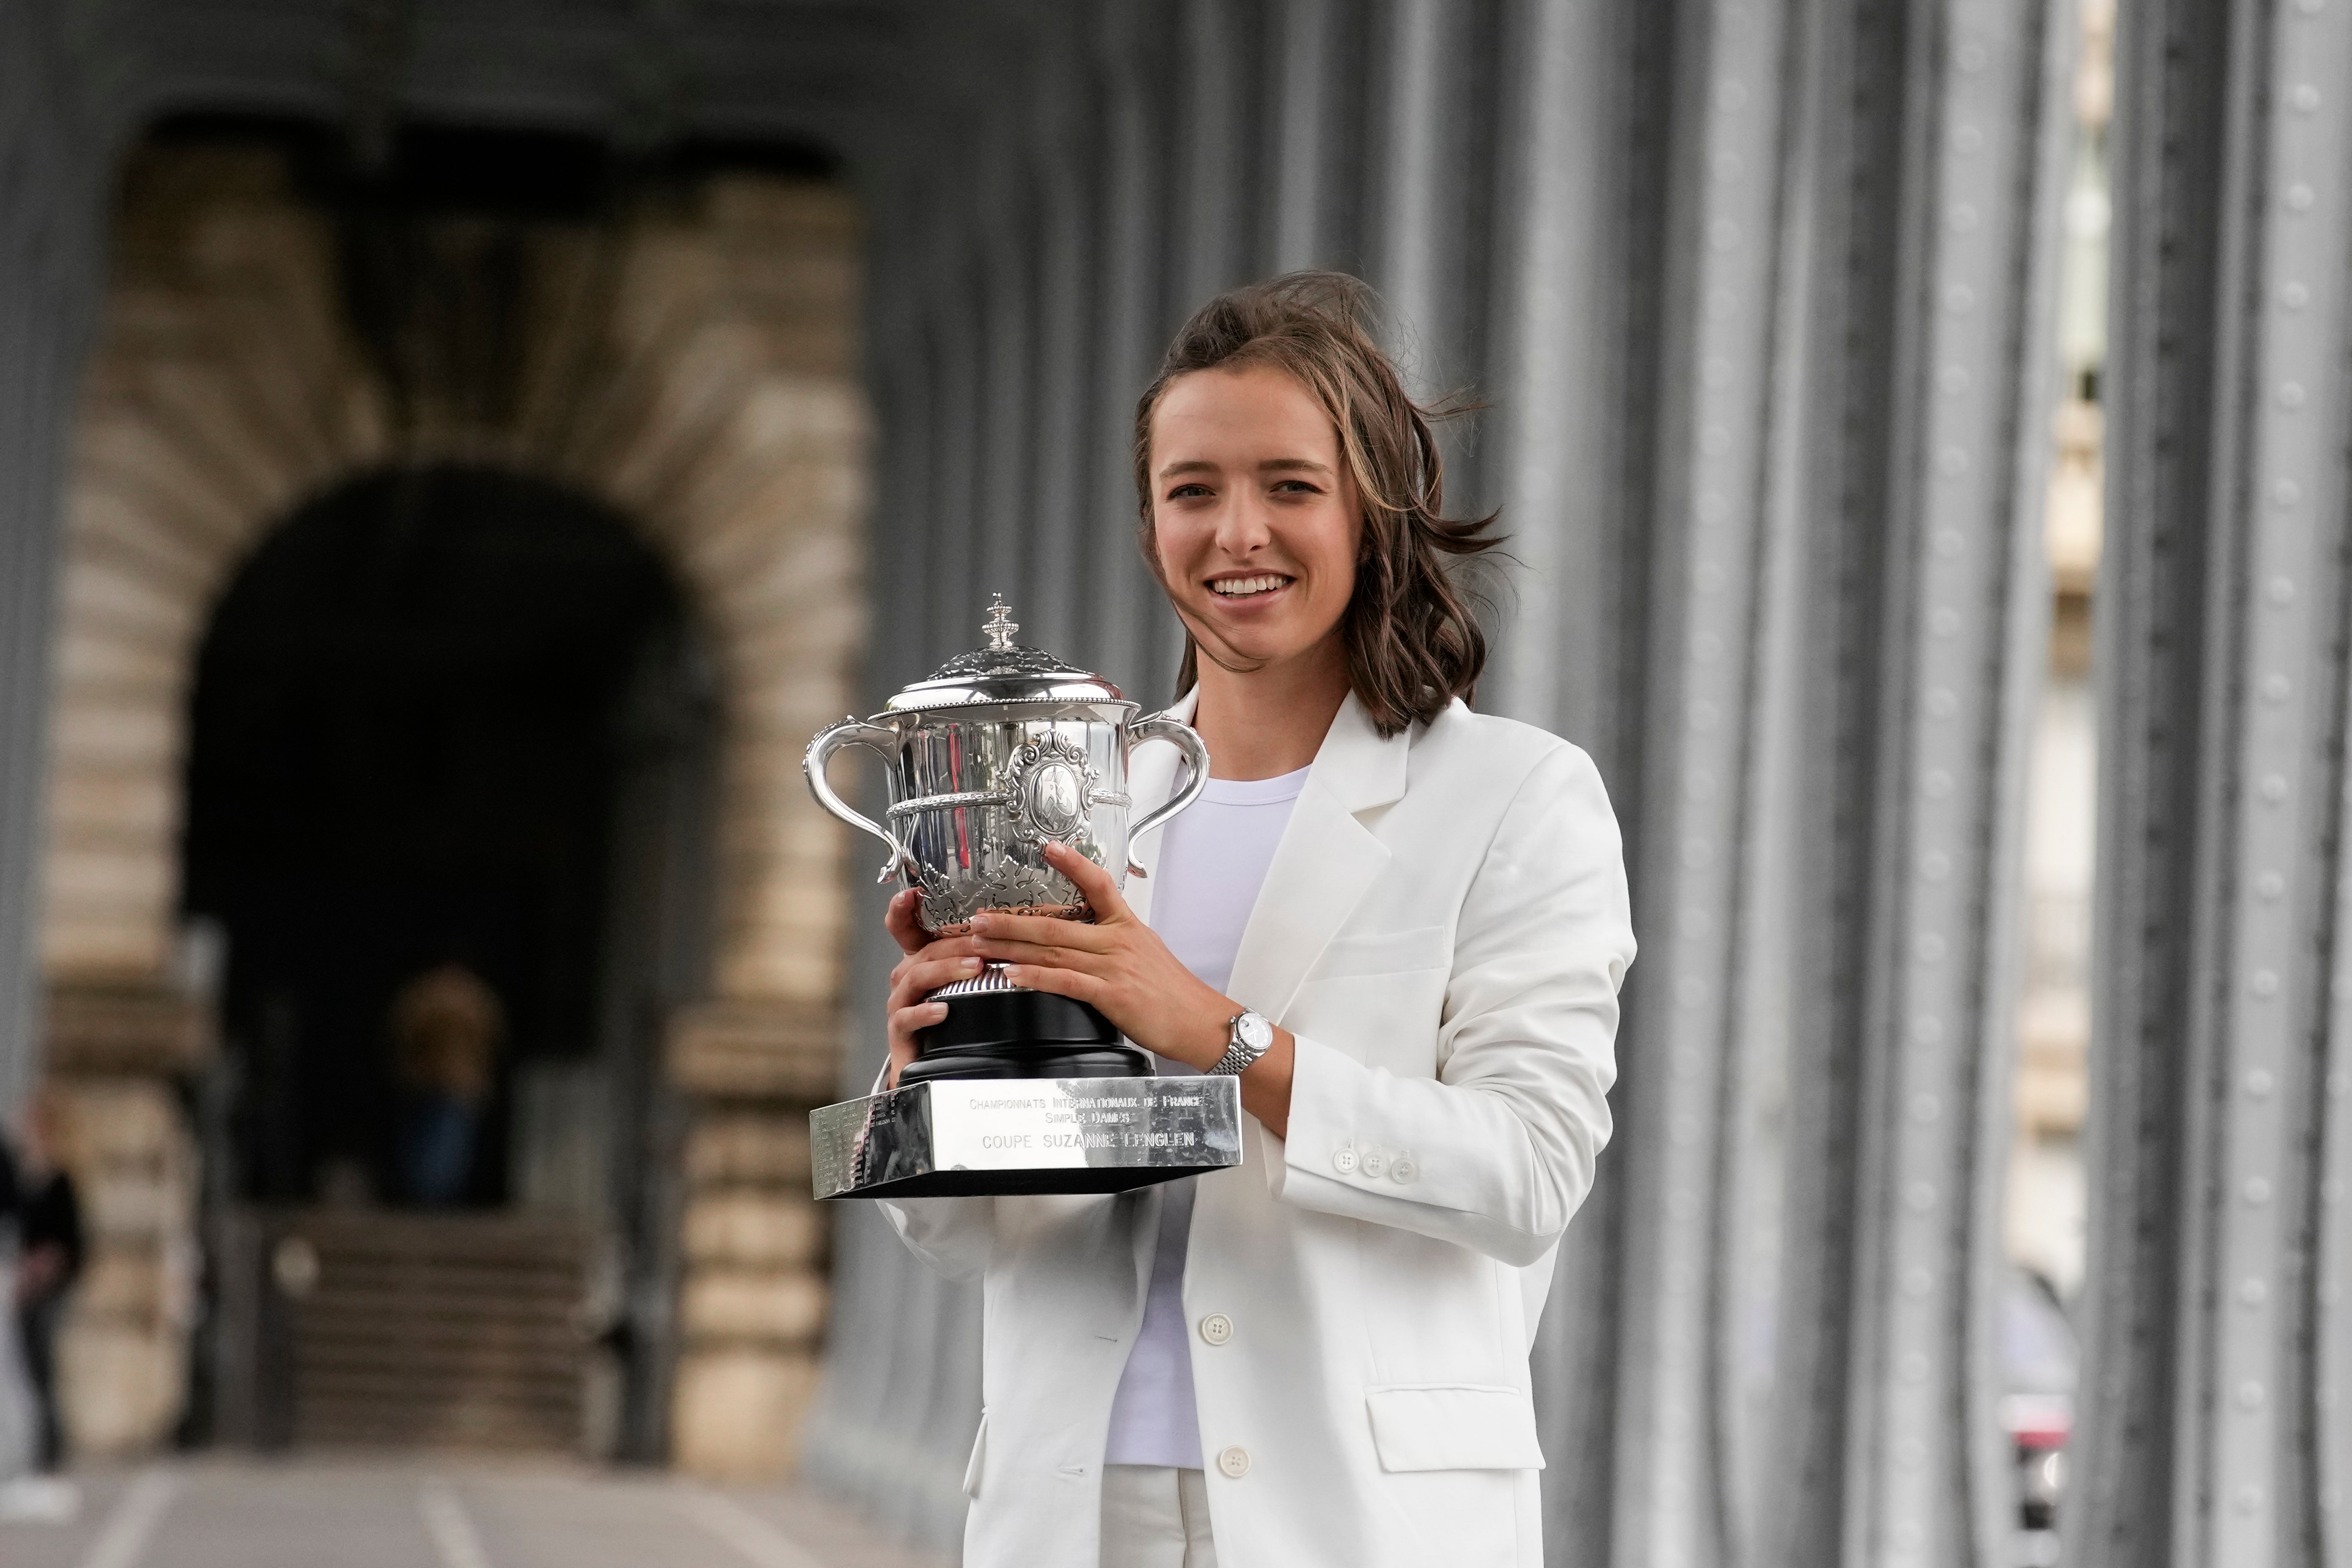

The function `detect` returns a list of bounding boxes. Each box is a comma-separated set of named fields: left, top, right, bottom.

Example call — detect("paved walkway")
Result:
left=0, top=1457, right=949, bottom=1568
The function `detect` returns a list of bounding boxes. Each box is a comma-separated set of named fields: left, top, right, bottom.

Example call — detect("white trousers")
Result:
left=1100, top=1465, right=1218, bottom=1568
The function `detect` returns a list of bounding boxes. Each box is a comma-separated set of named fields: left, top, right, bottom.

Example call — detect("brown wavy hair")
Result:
left=1134, top=271, right=1501, bottom=738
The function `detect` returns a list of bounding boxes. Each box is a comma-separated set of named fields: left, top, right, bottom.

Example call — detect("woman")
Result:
left=881, top=272, right=1634, bottom=1568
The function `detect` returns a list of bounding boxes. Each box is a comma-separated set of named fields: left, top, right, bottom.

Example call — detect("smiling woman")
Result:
left=877, top=273, right=1634, bottom=1568
left=1134, top=273, right=1502, bottom=748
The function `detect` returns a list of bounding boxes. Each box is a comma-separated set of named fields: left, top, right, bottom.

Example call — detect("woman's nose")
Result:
left=1212, top=494, right=1274, bottom=556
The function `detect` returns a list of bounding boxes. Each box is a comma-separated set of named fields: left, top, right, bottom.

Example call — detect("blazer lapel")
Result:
left=1225, top=694, right=1410, bottom=1024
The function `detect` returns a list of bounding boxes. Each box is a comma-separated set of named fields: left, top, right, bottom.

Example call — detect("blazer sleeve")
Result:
left=1271, top=742, right=1634, bottom=1265
left=881, top=1194, right=998, bottom=1281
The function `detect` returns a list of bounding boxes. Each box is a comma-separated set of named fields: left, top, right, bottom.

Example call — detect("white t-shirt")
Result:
left=1101, top=765, right=1310, bottom=1470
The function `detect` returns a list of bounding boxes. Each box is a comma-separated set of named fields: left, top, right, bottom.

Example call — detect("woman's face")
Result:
left=1149, top=364, right=1361, bottom=675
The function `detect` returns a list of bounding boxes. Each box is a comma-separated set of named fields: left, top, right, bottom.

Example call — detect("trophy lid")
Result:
left=885, top=596, right=1129, bottom=710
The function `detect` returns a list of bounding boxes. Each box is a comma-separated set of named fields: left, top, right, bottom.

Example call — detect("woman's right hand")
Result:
left=884, top=888, right=984, bottom=1087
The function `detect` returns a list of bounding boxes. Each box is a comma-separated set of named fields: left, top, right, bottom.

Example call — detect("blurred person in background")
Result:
left=390, top=961, right=504, bottom=1206
left=13, top=1087, right=83, bottom=1479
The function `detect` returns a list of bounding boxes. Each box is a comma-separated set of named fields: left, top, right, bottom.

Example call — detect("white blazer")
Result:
left=885, top=690, right=1635, bottom=1568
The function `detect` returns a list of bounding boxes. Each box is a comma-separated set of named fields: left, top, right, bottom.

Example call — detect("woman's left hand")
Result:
left=968, top=841, right=1233, bottom=1072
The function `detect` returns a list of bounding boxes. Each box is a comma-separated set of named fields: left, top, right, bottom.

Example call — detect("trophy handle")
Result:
left=1123, top=712, right=1212, bottom=876
left=805, top=718, right=915, bottom=884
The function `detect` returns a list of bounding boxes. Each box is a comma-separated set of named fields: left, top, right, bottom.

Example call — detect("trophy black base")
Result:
left=901, top=986, right=1154, bottom=1088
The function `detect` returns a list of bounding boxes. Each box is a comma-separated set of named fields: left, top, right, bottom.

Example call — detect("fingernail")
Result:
left=961, top=958, right=982, bottom=973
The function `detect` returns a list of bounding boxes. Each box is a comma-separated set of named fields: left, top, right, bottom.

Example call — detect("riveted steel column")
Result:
left=1604, top=0, right=1798, bottom=1557
left=1267, top=0, right=1342, bottom=272
left=2077, top=0, right=2352, bottom=1561
left=1081, top=5, right=1180, bottom=699
left=1835, top=5, right=2073, bottom=1567
left=0, top=6, right=105, bottom=1117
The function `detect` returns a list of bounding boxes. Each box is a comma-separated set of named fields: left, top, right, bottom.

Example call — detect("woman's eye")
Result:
left=1270, top=479, right=1321, bottom=495
left=1167, top=483, right=1213, bottom=500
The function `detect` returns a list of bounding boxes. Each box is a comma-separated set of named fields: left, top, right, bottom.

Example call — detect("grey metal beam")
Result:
left=2078, top=0, right=2352, bottom=1563
left=0, top=2, right=110, bottom=1117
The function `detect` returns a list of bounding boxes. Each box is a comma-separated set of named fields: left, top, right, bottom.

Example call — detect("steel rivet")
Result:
left=2239, top=1381, right=2266, bottom=1409
left=2275, top=476, right=2305, bottom=504
left=1915, top=933, right=1947, bottom=963
left=2244, top=1176, right=2274, bottom=1206
left=1894, top=1438, right=1926, bottom=1469
left=2292, top=84, right=2322, bottom=112
left=1903, top=1266, right=1932, bottom=1296
left=2280, top=379, right=2309, bottom=407
left=2260, top=673, right=2290, bottom=703
left=1956, top=42, right=1987, bottom=72
left=1924, top=770, right=1954, bottom=800
left=1931, top=608, right=1961, bottom=637
left=1952, top=124, right=1984, bottom=155
left=1906, top=1181, right=1937, bottom=1212
left=2267, top=575, right=2296, bottom=605
left=1944, top=284, right=1976, bottom=314
left=1938, top=364, right=1970, bottom=395
left=2239, top=1277, right=2269, bottom=1308
left=1937, top=447, right=1969, bottom=477
left=1927, top=688, right=1959, bottom=717
left=1913, top=1014, right=1945, bottom=1045
left=1898, top=1351, right=1930, bottom=1382
left=1911, top=1092, right=1942, bottom=1122
left=2288, top=184, right=2317, bottom=212
left=2281, top=281, right=2311, bottom=312
left=2251, top=969, right=2280, bottom=998
left=1920, top=851, right=1950, bottom=882
left=2256, top=871, right=2285, bottom=900
left=2237, top=1484, right=2264, bottom=1514
left=2260, top=774, right=2290, bottom=804
left=2245, top=1068, right=2275, bottom=1098
left=1949, top=204, right=1979, bottom=233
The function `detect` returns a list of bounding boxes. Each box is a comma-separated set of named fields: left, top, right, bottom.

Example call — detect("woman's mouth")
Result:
left=1207, top=573, right=1294, bottom=599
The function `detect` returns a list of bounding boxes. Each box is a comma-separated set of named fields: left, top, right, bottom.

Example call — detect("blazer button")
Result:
left=1217, top=1445, right=1251, bottom=1478
left=1332, top=1147, right=1358, bottom=1174
left=1360, top=1148, right=1389, bottom=1178
left=1199, top=1313, right=1233, bottom=1346
left=1391, top=1157, right=1417, bottom=1184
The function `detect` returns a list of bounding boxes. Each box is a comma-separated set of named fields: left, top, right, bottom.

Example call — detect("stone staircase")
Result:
left=271, top=1211, right=595, bottom=1451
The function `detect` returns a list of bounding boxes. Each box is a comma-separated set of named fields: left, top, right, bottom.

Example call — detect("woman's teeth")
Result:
left=1210, top=575, right=1290, bottom=597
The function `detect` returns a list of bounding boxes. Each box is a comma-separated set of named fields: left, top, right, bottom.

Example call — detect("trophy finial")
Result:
left=983, top=595, right=1019, bottom=651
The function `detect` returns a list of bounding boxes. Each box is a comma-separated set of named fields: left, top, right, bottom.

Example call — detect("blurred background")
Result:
left=0, top=0, right=2339, bottom=1565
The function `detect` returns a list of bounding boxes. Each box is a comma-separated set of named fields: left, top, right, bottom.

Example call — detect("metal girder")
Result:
left=2077, top=0, right=2352, bottom=1564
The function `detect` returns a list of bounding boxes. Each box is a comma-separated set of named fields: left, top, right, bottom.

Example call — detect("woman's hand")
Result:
left=882, top=888, right=985, bottom=1088
left=967, top=843, right=1230, bottom=1067
left=968, top=842, right=1297, bottom=1134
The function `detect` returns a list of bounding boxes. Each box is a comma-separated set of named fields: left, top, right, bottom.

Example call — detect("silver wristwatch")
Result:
left=1209, top=1010, right=1274, bottom=1076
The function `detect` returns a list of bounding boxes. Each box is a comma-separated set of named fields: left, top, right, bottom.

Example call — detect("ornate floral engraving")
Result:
left=914, top=856, right=1093, bottom=933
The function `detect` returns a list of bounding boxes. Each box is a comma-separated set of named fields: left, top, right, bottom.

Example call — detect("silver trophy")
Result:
left=803, top=599, right=1240, bottom=1198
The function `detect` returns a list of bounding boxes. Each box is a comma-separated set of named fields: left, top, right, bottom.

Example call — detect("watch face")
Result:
left=1237, top=1012, right=1274, bottom=1051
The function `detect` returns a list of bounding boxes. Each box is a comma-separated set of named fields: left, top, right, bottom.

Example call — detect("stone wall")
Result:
left=34, top=139, right=866, bottom=1474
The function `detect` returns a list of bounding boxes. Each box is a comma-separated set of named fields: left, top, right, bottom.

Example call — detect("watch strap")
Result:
left=1208, top=1011, right=1270, bottom=1076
